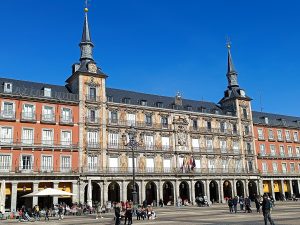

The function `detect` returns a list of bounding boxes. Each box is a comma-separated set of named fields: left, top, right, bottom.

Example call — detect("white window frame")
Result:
left=1, top=101, right=15, bottom=118
left=60, top=155, right=72, bottom=172
left=192, top=138, right=200, bottom=151
left=290, top=163, right=295, bottom=173
left=61, top=107, right=72, bottom=123
left=0, top=126, right=13, bottom=144
left=61, top=130, right=72, bottom=146
left=260, top=144, right=266, bottom=156
left=127, top=113, right=136, bottom=126
left=270, top=145, right=276, bottom=156
left=272, top=162, right=278, bottom=174
left=44, top=87, right=52, bottom=97
left=287, top=146, right=293, bottom=157
left=87, top=130, right=99, bottom=148
left=88, top=155, right=98, bottom=172
left=0, top=154, right=12, bottom=172
left=22, top=103, right=35, bottom=120
left=42, top=128, right=54, bottom=146
left=109, top=157, right=119, bottom=172
left=42, top=105, right=55, bottom=122
left=294, top=131, right=299, bottom=142
left=282, top=163, right=287, bottom=174
left=22, top=127, right=34, bottom=145
left=144, top=135, right=154, bottom=150
left=262, top=162, right=268, bottom=173
left=285, top=130, right=291, bottom=141
left=41, top=154, right=53, bottom=172
left=20, top=154, right=34, bottom=172
left=279, top=145, right=285, bottom=156
left=268, top=129, right=274, bottom=140
left=4, top=82, right=12, bottom=93
left=277, top=130, right=283, bottom=141
left=161, top=136, right=170, bottom=150
left=258, top=128, right=264, bottom=140
left=108, top=132, right=119, bottom=148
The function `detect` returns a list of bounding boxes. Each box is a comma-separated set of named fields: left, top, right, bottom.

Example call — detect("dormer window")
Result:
left=122, top=98, right=131, bottom=104
left=140, top=100, right=147, bottom=106
left=186, top=106, right=192, bottom=111
left=156, top=102, right=163, bottom=108
left=44, top=88, right=52, bottom=97
left=4, top=83, right=12, bottom=93
left=107, top=96, right=114, bottom=102
left=264, top=117, right=269, bottom=124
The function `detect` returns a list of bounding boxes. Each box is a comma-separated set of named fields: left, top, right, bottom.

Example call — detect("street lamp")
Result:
left=122, top=125, right=139, bottom=206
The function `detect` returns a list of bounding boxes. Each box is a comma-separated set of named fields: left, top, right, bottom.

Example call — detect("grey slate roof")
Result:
left=0, top=77, right=79, bottom=102
left=106, top=87, right=228, bottom=115
left=252, top=111, right=300, bottom=128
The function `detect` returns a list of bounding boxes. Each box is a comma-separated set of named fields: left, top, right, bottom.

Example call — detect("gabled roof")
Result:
left=0, top=77, right=78, bottom=102
left=252, top=111, right=300, bottom=128
left=106, top=87, right=230, bottom=115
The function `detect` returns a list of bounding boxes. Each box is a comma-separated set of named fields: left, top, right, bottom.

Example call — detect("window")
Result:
left=192, top=119, right=198, bottom=130
left=277, top=130, right=283, bottom=141
left=294, top=132, right=299, bottom=142
left=109, top=157, right=118, bottom=172
left=222, top=159, right=228, bottom=172
left=107, top=96, right=113, bottom=102
left=22, top=128, right=34, bottom=145
left=272, top=162, right=278, bottom=174
left=109, top=111, right=118, bottom=123
left=285, top=130, right=291, bottom=141
left=161, top=117, right=168, bottom=128
left=162, top=137, right=170, bottom=150
left=262, top=162, right=268, bottom=173
left=145, top=115, right=152, bottom=126
left=61, top=108, right=72, bottom=123
left=279, top=146, right=285, bottom=156
left=296, top=147, right=300, bottom=156
left=22, top=104, right=35, bottom=120
left=290, top=163, right=295, bottom=173
left=87, top=131, right=98, bottom=148
left=0, top=155, right=11, bottom=171
left=61, top=156, right=71, bottom=172
left=206, top=121, right=212, bottom=131
left=88, top=155, right=98, bottom=171
left=264, top=117, right=269, bottom=124
left=208, top=159, right=215, bottom=173
left=21, top=155, right=33, bottom=171
left=243, top=108, right=247, bottom=119
left=43, top=88, right=51, bottom=97
left=192, top=139, right=200, bottom=151
left=127, top=113, right=136, bottom=126
left=248, top=160, right=253, bottom=172
left=206, top=138, right=213, bottom=152
left=41, top=155, right=53, bottom=172
left=61, top=131, right=71, bottom=146
left=108, top=133, right=118, bottom=148
left=282, top=163, right=287, bottom=174
left=260, top=144, right=266, bottom=156
left=146, top=158, right=154, bottom=172
left=89, top=109, right=96, bottom=123
left=244, top=125, right=250, bottom=135
left=220, top=122, right=226, bottom=133
left=268, top=129, right=274, bottom=140
left=233, top=141, right=239, bottom=154
left=140, top=100, right=147, bottom=106
left=246, top=142, right=252, bottom=154
left=258, top=128, right=264, bottom=140
left=270, top=145, right=276, bottom=156
left=0, top=127, right=13, bottom=143
left=145, top=135, right=154, bottom=150
left=41, top=129, right=53, bottom=145
left=4, top=82, right=12, bottom=93
left=235, top=160, right=242, bottom=172
left=232, top=124, right=237, bottom=134
left=287, top=146, right=293, bottom=157
left=128, top=157, right=137, bottom=172
left=156, top=102, right=163, bottom=108
left=2, top=102, right=14, bottom=118
left=88, top=87, right=96, bottom=101
left=42, top=106, right=54, bottom=122
left=220, top=140, right=227, bottom=153
left=163, top=159, right=171, bottom=172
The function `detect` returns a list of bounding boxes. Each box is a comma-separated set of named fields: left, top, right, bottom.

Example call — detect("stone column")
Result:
left=206, top=180, right=210, bottom=203
left=245, top=179, right=249, bottom=197
left=141, top=180, right=145, bottom=203
left=280, top=180, right=285, bottom=199
left=11, top=182, right=17, bottom=212
left=80, top=183, right=85, bottom=204
left=233, top=179, right=237, bottom=197
left=32, top=182, right=39, bottom=206
left=289, top=180, right=293, bottom=198
left=175, top=180, right=179, bottom=200
left=138, top=181, right=142, bottom=204
left=258, top=179, right=264, bottom=196
left=87, top=179, right=92, bottom=207
left=220, top=179, right=224, bottom=203
left=159, top=180, right=163, bottom=202
left=122, top=181, right=127, bottom=202
left=190, top=180, right=195, bottom=205
left=53, top=182, right=59, bottom=205
left=72, top=182, right=79, bottom=203
left=270, top=179, right=275, bottom=200
left=103, top=182, right=108, bottom=205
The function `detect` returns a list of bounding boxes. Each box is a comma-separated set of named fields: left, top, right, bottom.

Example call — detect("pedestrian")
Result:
left=58, top=204, right=64, bottom=220
left=228, top=197, right=233, bottom=213
left=159, top=199, right=163, bottom=207
left=45, top=208, right=49, bottom=221
left=255, top=197, right=261, bottom=213
left=233, top=196, right=238, bottom=213
left=124, top=201, right=133, bottom=225
left=114, top=203, right=121, bottom=225
left=96, top=202, right=103, bottom=219
left=239, top=196, right=244, bottom=211
left=245, top=197, right=252, bottom=213
left=262, top=194, right=275, bottom=225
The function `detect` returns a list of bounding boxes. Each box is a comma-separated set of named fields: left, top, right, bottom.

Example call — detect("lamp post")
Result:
left=122, top=126, right=139, bottom=206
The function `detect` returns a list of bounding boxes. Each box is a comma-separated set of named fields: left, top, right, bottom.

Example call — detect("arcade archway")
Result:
left=236, top=180, right=244, bottom=197
left=223, top=180, right=232, bottom=199
left=248, top=180, right=258, bottom=200
left=209, top=180, right=219, bottom=203
left=84, top=182, right=101, bottom=206
left=163, top=181, right=174, bottom=205
left=195, top=181, right=205, bottom=198
left=146, top=181, right=157, bottom=205
left=127, top=182, right=139, bottom=203
left=179, top=181, right=190, bottom=202
left=108, top=182, right=120, bottom=203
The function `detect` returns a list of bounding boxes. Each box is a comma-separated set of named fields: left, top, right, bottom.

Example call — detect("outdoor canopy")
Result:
left=22, top=188, right=75, bottom=197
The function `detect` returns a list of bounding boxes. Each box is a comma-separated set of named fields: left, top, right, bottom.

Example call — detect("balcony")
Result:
left=107, top=119, right=172, bottom=130
left=41, top=114, right=56, bottom=124
left=59, top=115, right=74, bottom=125
left=0, top=110, right=16, bottom=121
left=21, top=112, right=36, bottom=122
left=86, top=117, right=100, bottom=125
left=261, top=170, right=299, bottom=176
left=107, top=144, right=173, bottom=152
left=86, top=142, right=101, bottom=149
left=14, top=166, right=80, bottom=174
left=0, top=139, right=78, bottom=149
left=85, top=95, right=101, bottom=103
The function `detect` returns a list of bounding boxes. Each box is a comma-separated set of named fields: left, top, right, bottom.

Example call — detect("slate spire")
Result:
left=226, top=42, right=239, bottom=88
left=79, top=7, right=94, bottom=62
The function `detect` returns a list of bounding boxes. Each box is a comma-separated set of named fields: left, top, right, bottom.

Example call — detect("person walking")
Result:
left=228, top=198, right=233, bottom=213
left=239, top=196, right=244, bottom=211
left=233, top=196, right=238, bottom=213
left=255, top=197, right=261, bottom=213
left=262, top=194, right=275, bottom=225
left=114, top=203, right=121, bottom=225
left=245, top=197, right=252, bottom=213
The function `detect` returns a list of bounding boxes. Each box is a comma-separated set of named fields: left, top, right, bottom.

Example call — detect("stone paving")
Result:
left=2, top=202, right=300, bottom=225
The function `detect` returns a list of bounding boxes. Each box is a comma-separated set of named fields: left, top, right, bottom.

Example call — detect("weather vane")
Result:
left=84, top=0, right=90, bottom=12
left=226, top=36, right=231, bottom=49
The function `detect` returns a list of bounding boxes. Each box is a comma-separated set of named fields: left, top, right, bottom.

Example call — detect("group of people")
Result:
left=227, top=194, right=275, bottom=225
left=113, top=200, right=157, bottom=225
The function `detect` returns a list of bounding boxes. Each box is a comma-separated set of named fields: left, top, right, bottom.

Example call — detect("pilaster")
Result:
left=11, top=182, right=17, bottom=212
left=72, top=182, right=79, bottom=203
left=53, top=182, right=59, bottom=205
left=32, top=182, right=39, bottom=206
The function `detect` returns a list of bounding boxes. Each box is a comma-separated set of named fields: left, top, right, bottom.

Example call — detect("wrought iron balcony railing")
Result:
left=0, top=139, right=78, bottom=149
left=59, top=115, right=74, bottom=125
left=0, top=110, right=16, bottom=120
left=41, top=114, right=56, bottom=123
left=21, top=112, right=36, bottom=122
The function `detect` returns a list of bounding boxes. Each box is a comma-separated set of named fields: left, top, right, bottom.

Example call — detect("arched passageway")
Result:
left=84, top=182, right=101, bottom=206
left=209, top=180, right=219, bottom=203
left=236, top=180, right=244, bottom=197
left=146, top=181, right=157, bottom=205
left=163, top=181, right=174, bottom=205
left=223, top=180, right=232, bottom=200
left=248, top=180, right=258, bottom=201
left=108, top=182, right=120, bottom=203
left=127, top=182, right=139, bottom=203
left=179, top=181, right=190, bottom=203
left=195, top=181, right=205, bottom=198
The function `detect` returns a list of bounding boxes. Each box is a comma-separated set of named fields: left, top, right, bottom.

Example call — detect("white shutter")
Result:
left=1, top=127, right=13, bottom=143
left=161, top=137, right=169, bottom=150
left=0, top=155, right=11, bottom=171
left=220, top=140, right=227, bottom=153
left=146, top=158, right=154, bottom=172
left=42, top=129, right=53, bottom=145
left=195, top=159, right=201, bottom=169
left=88, top=156, right=98, bottom=171
left=233, top=141, right=239, bottom=153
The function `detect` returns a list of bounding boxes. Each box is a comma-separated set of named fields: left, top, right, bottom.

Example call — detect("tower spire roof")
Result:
left=226, top=41, right=239, bottom=88
left=227, top=42, right=236, bottom=74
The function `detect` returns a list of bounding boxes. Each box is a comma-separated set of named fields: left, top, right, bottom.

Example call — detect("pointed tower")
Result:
left=65, top=6, right=108, bottom=197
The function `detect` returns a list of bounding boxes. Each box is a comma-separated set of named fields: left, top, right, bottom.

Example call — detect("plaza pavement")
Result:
left=2, top=202, right=300, bottom=225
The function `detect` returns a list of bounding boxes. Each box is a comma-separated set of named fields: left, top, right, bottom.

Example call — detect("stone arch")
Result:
left=236, top=180, right=244, bottom=197
left=127, top=181, right=140, bottom=203
left=248, top=180, right=258, bottom=200
left=108, top=181, right=120, bottom=203
left=179, top=181, right=190, bottom=203
left=84, top=182, right=101, bottom=206
left=223, top=180, right=232, bottom=199
left=163, top=181, right=174, bottom=205
left=145, top=181, right=157, bottom=205
left=195, top=180, right=205, bottom=198
left=209, top=180, right=219, bottom=203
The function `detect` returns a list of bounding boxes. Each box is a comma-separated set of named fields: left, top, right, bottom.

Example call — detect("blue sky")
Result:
left=1, top=0, right=300, bottom=116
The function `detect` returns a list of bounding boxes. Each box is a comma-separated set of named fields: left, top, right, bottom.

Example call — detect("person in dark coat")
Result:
left=233, top=196, right=238, bottom=213
left=228, top=198, right=233, bottom=213
left=114, top=203, right=121, bottom=225
left=255, top=197, right=261, bottom=213
left=262, top=194, right=275, bottom=225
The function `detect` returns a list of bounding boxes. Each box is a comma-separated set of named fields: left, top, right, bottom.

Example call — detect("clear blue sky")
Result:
left=1, top=0, right=300, bottom=116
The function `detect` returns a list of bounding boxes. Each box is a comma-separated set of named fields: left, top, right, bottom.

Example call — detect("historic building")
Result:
left=253, top=112, right=300, bottom=200
left=4, top=6, right=299, bottom=211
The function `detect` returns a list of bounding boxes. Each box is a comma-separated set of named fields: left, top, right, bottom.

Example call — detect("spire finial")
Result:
left=84, top=0, right=89, bottom=12
left=226, top=36, right=231, bottom=50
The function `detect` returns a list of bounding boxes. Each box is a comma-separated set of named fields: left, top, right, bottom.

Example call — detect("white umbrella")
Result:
left=0, top=180, right=5, bottom=212
left=22, top=188, right=75, bottom=197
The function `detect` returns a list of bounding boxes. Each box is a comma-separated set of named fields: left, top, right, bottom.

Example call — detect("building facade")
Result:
left=1, top=7, right=298, bottom=211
